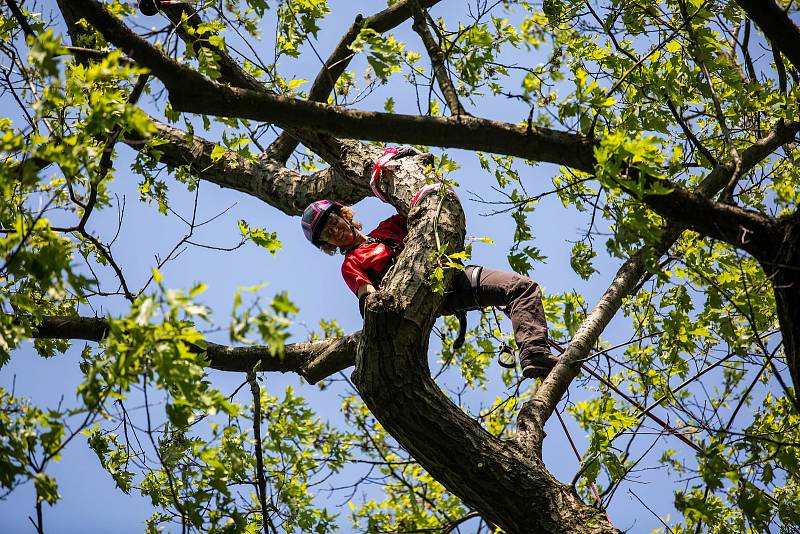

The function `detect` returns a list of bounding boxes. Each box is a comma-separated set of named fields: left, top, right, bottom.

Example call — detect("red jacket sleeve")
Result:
left=341, top=254, right=372, bottom=295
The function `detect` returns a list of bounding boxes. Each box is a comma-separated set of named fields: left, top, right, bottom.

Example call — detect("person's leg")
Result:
left=473, top=268, right=556, bottom=378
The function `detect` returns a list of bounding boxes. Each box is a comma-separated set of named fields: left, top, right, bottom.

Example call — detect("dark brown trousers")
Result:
left=441, top=266, right=551, bottom=358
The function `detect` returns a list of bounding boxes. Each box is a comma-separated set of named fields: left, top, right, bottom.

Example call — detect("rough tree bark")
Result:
left=765, top=212, right=800, bottom=395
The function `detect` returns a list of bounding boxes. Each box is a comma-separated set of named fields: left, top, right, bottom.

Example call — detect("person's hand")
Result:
left=358, top=284, right=377, bottom=318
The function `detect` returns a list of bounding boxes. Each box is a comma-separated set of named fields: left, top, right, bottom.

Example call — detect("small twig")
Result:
left=740, top=19, right=757, bottom=82
left=248, top=372, right=276, bottom=534
left=34, top=488, right=44, bottom=534
left=679, top=0, right=742, bottom=200
left=589, top=4, right=705, bottom=136
left=550, top=340, right=703, bottom=453
left=411, top=2, right=468, bottom=117
left=555, top=408, right=607, bottom=517
left=443, top=511, right=480, bottom=533
left=692, top=345, right=777, bottom=534
left=628, top=489, right=676, bottom=533
left=664, top=96, right=717, bottom=167
left=773, top=46, right=788, bottom=96
left=142, top=377, right=186, bottom=527
left=3, top=0, right=34, bottom=38
left=0, top=192, right=59, bottom=276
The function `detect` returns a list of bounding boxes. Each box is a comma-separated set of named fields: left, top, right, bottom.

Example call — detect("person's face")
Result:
left=320, top=212, right=356, bottom=247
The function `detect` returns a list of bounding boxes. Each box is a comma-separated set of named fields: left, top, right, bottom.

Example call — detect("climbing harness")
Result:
left=410, top=183, right=455, bottom=209
left=484, top=307, right=517, bottom=369
left=453, top=310, right=468, bottom=349
left=468, top=264, right=482, bottom=307
left=496, top=344, right=517, bottom=369
left=449, top=285, right=516, bottom=367
left=355, top=235, right=402, bottom=318
left=360, top=236, right=401, bottom=284
left=450, top=265, right=482, bottom=349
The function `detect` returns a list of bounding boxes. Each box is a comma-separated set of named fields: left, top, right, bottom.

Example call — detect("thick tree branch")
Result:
left=519, top=240, right=660, bottom=449
left=55, top=0, right=90, bottom=46
left=67, top=0, right=359, bottom=176
left=735, top=0, right=800, bottom=73
left=61, top=1, right=382, bottom=221
left=68, top=0, right=599, bottom=173
left=640, top=185, right=780, bottom=260
left=77, top=0, right=795, bottom=222
left=635, top=119, right=800, bottom=261
left=46, top=1, right=800, bottom=193
left=160, top=3, right=264, bottom=93
left=158, top=0, right=437, bottom=185
left=125, top=118, right=371, bottom=215
left=664, top=96, right=717, bottom=167
left=352, top=176, right=619, bottom=533
left=23, top=165, right=621, bottom=533
left=24, top=315, right=358, bottom=384
left=171, top=89, right=596, bottom=171
left=766, top=212, right=800, bottom=402
left=69, top=0, right=800, bottom=472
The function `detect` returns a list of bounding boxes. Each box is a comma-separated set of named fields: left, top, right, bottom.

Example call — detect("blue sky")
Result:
left=0, top=1, right=738, bottom=532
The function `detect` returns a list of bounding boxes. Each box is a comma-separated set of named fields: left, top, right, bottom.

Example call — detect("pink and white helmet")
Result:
left=301, top=200, right=343, bottom=247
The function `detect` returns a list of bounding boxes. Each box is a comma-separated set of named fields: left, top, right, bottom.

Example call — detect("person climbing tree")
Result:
left=301, top=151, right=557, bottom=379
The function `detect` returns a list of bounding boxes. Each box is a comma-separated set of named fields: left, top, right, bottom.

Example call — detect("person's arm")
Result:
left=357, top=284, right=376, bottom=317
left=357, top=284, right=376, bottom=299
left=343, top=254, right=377, bottom=317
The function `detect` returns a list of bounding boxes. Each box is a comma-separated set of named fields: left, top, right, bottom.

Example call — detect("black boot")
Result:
left=519, top=351, right=558, bottom=379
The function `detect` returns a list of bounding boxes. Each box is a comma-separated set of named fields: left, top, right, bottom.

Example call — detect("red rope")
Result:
left=554, top=409, right=610, bottom=520
left=548, top=339, right=702, bottom=453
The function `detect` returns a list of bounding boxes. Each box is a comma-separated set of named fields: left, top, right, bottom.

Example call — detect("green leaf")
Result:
left=210, top=145, right=227, bottom=162
left=570, top=242, right=598, bottom=280
left=287, top=78, right=308, bottom=91
left=33, top=473, right=60, bottom=505
left=238, top=220, right=282, bottom=255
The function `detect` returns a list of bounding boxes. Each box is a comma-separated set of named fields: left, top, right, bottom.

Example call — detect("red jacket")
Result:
left=341, top=214, right=407, bottom=295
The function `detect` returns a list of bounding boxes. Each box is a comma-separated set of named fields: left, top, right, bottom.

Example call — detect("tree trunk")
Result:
left=351, top=165, right=619, bottom=533
left=767, top=213, right=800, bottom=404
